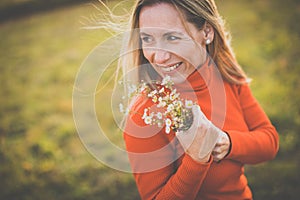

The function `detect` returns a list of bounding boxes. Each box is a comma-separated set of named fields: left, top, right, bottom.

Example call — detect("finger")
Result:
left=214, top=143, right=223, bottom=147
left=212, top=147, right=226, bottom=158
left=212, top=145, right=227, bottom=154
left=192, top=105, right=206, bottom=120
left=213, top=154, right=220, bottom=161
left=212, top=147, right=222, bottom=155
left=212, top=144, right=230, bottom=161
left=214, top=132, right=229, bottom=147
left=191, top=105, right=201, bottom=128
left=213, top=151, right=227, bottom=162
left=214, top=138, right=223, bottom=147
left=198, top=126, right=219, bottom=159
left=213, top=154, right=223, bottom=162
left=192, top=105, right=210, bottom=128
left=175, top=128, right=196, bottom=150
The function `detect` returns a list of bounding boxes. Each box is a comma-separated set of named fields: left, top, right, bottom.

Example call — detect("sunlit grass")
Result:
left=0, top=0, right=146, bottom=198
left=0, top=2, right=139, bottom=199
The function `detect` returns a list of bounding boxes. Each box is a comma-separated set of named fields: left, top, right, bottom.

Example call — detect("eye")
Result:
left=167, top=35, right=180, bottom=41
left=141, top=36, right=154, bottom=44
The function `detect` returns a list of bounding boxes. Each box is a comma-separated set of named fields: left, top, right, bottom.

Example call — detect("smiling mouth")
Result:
left=160, top=62, right=182, bottom=73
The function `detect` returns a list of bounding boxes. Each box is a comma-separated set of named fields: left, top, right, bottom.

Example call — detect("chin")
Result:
left=171, top=76, right=186, bottom=84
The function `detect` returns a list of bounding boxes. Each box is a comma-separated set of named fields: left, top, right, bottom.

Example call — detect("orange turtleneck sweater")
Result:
left=123, top=59, right=279, bottom=200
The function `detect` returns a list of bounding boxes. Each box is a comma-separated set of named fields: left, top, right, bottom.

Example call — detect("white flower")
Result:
left=119, top=103, right=124, bottom=113
left=158, top=101, right=166, bottom=108
left=157, top=122, right=163, bottom=127
left=165, top=118, right=172, bottom=127
left=156, top=112, right=163, bottom=119
left=185, top=100, right=193, bottom=108
left=173, top=93, right=180, bottom=100
left=158, top=96, right=163, bottom=104
left=170, top=90, right=179, bottom=101
left=144, top=116, right=152, bottom=125
left=171, top=88, right=177, bottom=95
left=152, top=95, right=158, bottom=103
left=148, top=90, right=158, bottom=98
left=173, top=100, right=182, bottom=107
left=150, top=112, right=155, bottom=118
left=157, top=97, right=167, bottom=107
left=158, top=87, right=165, bottom=93
left=139, top=83, right=147, bottom=92
left=173, top=117, right=179, bottom=122
left=119, top=103, right=129, bottom=115
left=165, top=126, right=171, bottom=134
left=124, top=108, right=130, bottom=115
left=128, top=84, right=137, bottom=97
left=142, top=108, right=148, bottom=119
left=161, top=75, right=171, bottom=86
left=167, top=104, right=174, bottom=112
left=170, top=94, right=176, bottom=101
left=163, top=95, right=170, bottom=102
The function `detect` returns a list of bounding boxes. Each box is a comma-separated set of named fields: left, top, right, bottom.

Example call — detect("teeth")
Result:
left=162, top=63, right=181, bottom=72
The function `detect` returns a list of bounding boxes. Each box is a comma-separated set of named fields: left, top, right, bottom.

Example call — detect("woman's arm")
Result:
left=124, top=130, right=212, bottom=200
left=123, top=97, right=212, bottom=199
left=225, top=84, right=279, bottom=164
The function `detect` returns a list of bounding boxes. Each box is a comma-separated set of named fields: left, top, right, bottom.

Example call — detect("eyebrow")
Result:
left=139, top=31, right=185, bottom=37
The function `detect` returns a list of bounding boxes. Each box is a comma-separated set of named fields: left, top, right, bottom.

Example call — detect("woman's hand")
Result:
left=212, top=131, right=231, bottom=162
left=176, top=105, right=221, bottom=163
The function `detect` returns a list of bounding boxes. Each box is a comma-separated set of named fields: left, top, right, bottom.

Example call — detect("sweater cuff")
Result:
left=223, top=131, right=232, bottom=159
left=225, top=130, right=244, bottom=160
left=182, top=154, right=212, bottom=173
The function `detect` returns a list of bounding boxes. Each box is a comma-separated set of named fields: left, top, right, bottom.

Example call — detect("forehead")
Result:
left=139, top=3, right=186, bottom=31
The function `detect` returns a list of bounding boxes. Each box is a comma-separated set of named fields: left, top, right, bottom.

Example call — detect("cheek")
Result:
left=142, top=48, right=152, bottom=62
left=175, top=47, right=198, bottom=66
left=187, top=45, right=206, bottom=67
left=170, top=42, right=199, bottom=62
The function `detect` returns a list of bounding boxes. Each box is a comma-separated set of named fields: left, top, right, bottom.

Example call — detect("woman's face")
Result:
left=139, top=3, right=208, bottom=84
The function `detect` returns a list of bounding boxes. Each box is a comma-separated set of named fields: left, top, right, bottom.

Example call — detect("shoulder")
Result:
left=226, top=79, right=253, bottom=98
left=225, top=80, right=261, bottom=114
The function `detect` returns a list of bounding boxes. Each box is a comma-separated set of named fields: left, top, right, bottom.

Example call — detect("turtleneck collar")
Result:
left=175, top=55, right=214, bottom=93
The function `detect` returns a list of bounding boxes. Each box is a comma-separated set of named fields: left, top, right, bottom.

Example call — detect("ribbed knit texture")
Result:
left=123, top=58, right=279, bottom=200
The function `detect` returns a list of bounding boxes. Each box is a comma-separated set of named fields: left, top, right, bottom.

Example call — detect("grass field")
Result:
left=0, top=0, right=299, bottom=199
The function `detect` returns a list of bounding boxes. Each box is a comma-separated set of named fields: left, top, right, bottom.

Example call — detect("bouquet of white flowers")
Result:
left=119, top=76, right=195, bottom=134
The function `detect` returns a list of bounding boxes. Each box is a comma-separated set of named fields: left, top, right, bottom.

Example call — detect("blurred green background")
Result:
left=0, top=0, right=299, bottom=199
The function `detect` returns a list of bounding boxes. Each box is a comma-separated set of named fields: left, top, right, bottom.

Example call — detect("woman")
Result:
left=116, top=0, right=279, bottom=199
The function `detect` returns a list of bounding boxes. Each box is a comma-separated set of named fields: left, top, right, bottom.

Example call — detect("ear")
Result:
left=203, top=23, right=214, bottom=45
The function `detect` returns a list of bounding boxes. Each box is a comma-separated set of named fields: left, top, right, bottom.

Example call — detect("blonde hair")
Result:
left=121, top=0, right=249, bottom=85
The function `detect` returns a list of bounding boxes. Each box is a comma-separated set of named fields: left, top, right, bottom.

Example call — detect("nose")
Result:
left=153, top=49, right=171, bottom=64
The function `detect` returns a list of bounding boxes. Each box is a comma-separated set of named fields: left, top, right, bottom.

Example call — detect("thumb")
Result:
left=191, top=105, right=201, bottom=128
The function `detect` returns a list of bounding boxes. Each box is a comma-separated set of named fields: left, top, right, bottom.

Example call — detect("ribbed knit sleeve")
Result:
left=226, top=84, right=279, bottom=164
left=123, top=96, right=212, bottom=200
left=132, top=153, right=212, bottom=200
